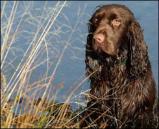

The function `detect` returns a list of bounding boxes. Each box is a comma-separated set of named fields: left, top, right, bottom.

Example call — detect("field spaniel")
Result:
left=80, top=4, right=157, bottom=129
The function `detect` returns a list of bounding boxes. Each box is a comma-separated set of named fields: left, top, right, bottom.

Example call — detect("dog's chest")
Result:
left=101, top=63, right=127, bottom=88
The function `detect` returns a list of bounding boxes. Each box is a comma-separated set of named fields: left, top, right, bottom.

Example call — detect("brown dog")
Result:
left=80, top=4, right=156, bottom=129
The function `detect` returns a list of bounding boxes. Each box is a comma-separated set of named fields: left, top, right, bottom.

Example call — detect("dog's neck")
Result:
left=104, top=56, right=127, bottom=66
left=94, top=49, right=129, bottom=84
left=98, top=49, right=128, bottom=67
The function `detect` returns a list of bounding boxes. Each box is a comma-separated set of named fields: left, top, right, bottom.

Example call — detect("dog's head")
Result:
left=89, top=4, right=136, bottom=56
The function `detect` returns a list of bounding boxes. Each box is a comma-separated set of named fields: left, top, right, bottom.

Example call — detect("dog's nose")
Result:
left=93, top=34, right=105, bottom=43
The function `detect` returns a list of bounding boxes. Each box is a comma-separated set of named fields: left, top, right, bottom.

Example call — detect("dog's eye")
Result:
left=111, top=19, right=121, bottom=28
left=94, top=15, right=102, bottom=24
left=94, top=18, right=99, bottom=23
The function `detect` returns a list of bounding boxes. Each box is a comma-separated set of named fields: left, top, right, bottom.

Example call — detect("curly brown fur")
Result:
left=80, top=4, right=156, bottom=129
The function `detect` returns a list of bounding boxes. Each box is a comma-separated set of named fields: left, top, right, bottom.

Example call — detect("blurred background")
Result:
left=1, top=1, right=158, bottom=107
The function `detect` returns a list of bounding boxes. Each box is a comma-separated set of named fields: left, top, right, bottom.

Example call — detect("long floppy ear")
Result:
left=127, top=20, right=149, bottom=79
left=86, top=18, right=95, bottom=61
left=85, top=19, right=94, bottom=75
left=85, top=18, right=101, bottom=79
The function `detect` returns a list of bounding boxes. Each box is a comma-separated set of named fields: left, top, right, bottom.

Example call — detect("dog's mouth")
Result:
left=93, top=33, right=105, bottom=44
left=93, top=34, right=117, bottom=56
left=93, top=40, right=105, bottom=52
left=93, top=33, right=106, bottom=52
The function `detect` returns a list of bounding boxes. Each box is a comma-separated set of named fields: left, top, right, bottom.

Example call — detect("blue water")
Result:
left=1, top=1, right=158, bottom=104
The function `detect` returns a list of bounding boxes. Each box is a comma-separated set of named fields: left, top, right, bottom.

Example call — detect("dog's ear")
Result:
left=86, top=17, right=94, bottom=55
left=127, top=20, right=149, bottom=79
left=85, top=16, right=101, bottom=79
left=88, top=16, right=96, bottom=33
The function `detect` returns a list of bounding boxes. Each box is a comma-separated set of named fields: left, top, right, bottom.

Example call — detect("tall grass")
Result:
left=1, top=1, right=90, bottom=128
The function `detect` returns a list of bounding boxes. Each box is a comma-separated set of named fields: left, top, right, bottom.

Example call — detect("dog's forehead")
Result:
left=94, top=4, right=134, bottom=18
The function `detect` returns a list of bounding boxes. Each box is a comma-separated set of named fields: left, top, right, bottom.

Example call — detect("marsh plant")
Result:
left=1, top=1, right=90, bottom=128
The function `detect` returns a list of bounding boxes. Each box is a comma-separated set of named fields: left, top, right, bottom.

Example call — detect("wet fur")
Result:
left=80, top=4, right=156, bottom=129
